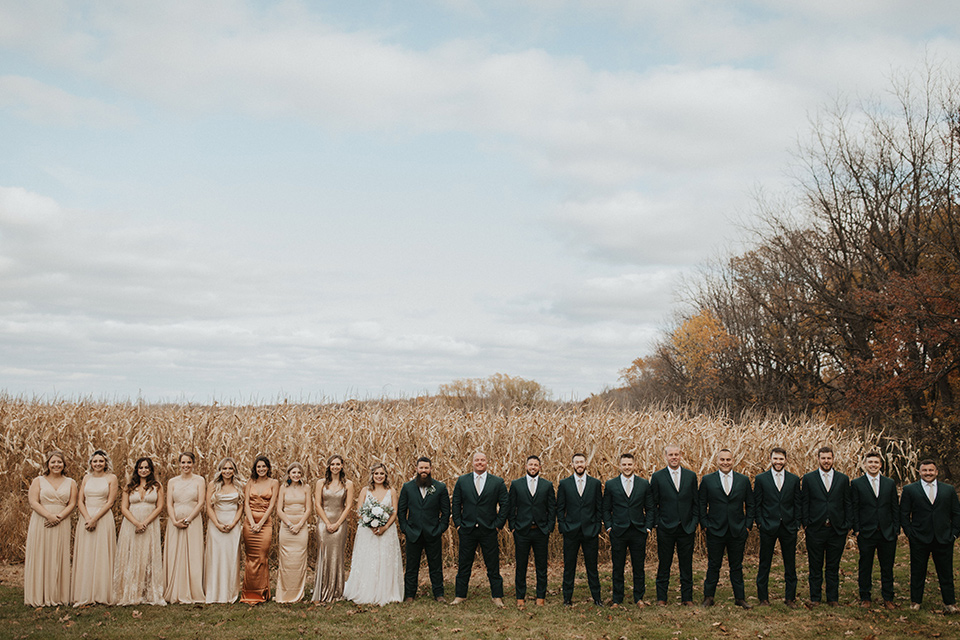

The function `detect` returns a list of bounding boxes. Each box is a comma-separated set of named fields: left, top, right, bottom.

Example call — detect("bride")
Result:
left=343, top=462, right=403, bottom=606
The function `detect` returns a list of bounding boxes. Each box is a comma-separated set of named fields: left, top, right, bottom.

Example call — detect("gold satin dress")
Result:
left=240, top=483, right=275, bottom=603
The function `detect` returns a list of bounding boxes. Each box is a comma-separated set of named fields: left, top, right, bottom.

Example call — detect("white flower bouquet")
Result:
left=359, top=494, right=393, bottom=528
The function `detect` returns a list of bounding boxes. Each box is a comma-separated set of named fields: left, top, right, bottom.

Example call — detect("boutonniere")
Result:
left=426, top=484, right=437, bottom=495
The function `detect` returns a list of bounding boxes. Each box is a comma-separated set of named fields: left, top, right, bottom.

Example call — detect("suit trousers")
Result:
left=856, top=532, right=896, bottom=602
left=561, top=532, right=601, bottom=602
left=805, top=526, right=846, bottom=602
left=404, top=533, right=444, bottom=599
left=655, top=527, right=695, bottom=602
left=756, top=524, right=797, bottom=601
left=908, top=537, right=956, bottom=605
left=610, top=526, right=648, bottom=603
left=455, top=526, right=503, bottom=598
left=703, top=532, right=747, bottom=600
left=513, top=528, right=549, bottom=600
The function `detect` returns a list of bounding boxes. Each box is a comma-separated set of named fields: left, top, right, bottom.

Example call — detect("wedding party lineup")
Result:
left=23, top=446, right=960, bottom=615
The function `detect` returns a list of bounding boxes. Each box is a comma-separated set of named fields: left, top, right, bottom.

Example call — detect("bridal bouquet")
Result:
left=359, top=495, right=393, bottom=528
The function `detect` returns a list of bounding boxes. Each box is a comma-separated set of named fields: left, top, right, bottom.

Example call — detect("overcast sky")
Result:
left=1, top=1, right=957, bottom=402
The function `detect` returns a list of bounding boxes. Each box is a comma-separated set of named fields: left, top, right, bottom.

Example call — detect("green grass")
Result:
left=4, top=546, right=960, bottom=639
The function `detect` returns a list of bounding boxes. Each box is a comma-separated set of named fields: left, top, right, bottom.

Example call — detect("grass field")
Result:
left=4, top=546, right=959, bottom=640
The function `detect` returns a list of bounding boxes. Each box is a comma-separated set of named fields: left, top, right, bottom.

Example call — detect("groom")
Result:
left=451, top=451, right=509, bottom=607
left=397, top=456, right=451, bottom=602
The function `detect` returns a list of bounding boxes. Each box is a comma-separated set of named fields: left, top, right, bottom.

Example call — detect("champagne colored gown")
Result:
left=72, top=475, right=117, bottom=605
left=204, top=487, right=243, bottom=603
left=312, top=484, right=348, bottom=602
left=275, top=486, right=309, bottom=602
left=240, top=483, right=275, bottom=603
left=114, top=486, right=165, bottom=605
left=24, top=476, right=75, bottom=607
left=163, top=478, right=205, bottom=603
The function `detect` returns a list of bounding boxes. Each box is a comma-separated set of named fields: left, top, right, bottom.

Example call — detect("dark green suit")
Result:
left=398, top=478, right=450, bottom=599
left=849, top=474, right=899, bottom=602
left=452, top=472, right=509, bottom=598
left=753, top=468, right=801, bottom=602
left=699, top=471, right=753, bottom=601
left=603, top=475, right=654, bottom=603
left=801, top=469, right=849, bottom=603
left=900, top=480, right=960, bottom=605
left=507, top=476, right=556, bottom=600
left=650, top=466, right=698, bottom=602
left=556, top=474, right=603, bottom=603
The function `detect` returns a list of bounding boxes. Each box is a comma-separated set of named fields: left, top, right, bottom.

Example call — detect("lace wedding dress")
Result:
left=342, top=489, right=403, bottom=606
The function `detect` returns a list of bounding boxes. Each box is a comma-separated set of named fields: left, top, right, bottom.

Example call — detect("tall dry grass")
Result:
left=0, top=396, right=914, bottom=564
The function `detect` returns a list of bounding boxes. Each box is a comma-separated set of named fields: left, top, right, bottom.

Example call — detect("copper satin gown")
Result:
left=240, top=482, right=275, bottom=603
left=311, top=485, right=348, bottom=602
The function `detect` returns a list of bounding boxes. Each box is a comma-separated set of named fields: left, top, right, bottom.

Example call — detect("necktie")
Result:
left=775, top=472, right=783, bottom=491
left=822, top=472, right=831, bottom=492
left=577, top=476, right=584, bottom=496
left=672, top=471, right=680, bottom=491
left=529, top=477, right=536, bottom=497
left=722, top=474, right=731, bottom=495
left=475, top=474, right=483, bottom=496
left=927, top=482, right=936, bottom=504
left=625, top=477, right=632, bottom=497
left=871, top=476, right=879, bottom=498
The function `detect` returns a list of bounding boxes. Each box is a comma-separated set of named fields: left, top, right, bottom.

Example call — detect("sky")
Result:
left=1, top=1, right=958, bottom=403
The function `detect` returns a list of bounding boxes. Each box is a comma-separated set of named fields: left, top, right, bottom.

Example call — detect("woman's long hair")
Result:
left=324, top=455, right=346, bottom=488
left=125, top=456, right=160, bottom=494
left=367, top=462, right=390, bottom=490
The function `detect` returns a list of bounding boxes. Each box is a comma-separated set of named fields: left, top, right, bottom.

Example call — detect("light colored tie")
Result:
left=871, top=477, right=879, bottom=498
left=775, top=472, right=783, bottom=491
left=822, top=472, right=831, bottom=492
left=577, top=477, right=584, bottom=496
left=672, top=471, right=680, bottom=491
left=475, top=475, right=483, bottom=496
left=625, top=477, right=633, bottom=498
left=927, top=482, right=936, bottom=504
left=722, top=474, right=731, bottom=495
left=529, top=477, right=536, bottom=497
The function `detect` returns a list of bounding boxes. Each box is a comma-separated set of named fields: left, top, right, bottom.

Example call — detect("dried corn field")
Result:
left=0, top=397, right=914, bottom=565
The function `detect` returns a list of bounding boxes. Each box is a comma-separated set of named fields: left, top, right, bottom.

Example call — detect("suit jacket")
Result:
left=602, top=475, right=654, bottom=536
left=698, top=471, right=754, bottom=538
left=451, top=472, right=509, bottom=530
left=849, top=474, right=899, bottom=541
left=801, top=469, right=850, bottom=534
left=753, top=468, right=802, bottom=534
left=650, top=466, right=699, bottom=535
left=507, top=475, right=556, bottom=534
left=397, top=478, right=451, bottom=542
left=556, top=474, right=603, bottom=538
left=900, top=480, right=960, bottom=545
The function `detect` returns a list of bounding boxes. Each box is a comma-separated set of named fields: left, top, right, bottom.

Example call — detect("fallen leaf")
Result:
left=131, top=610, right=142, bottom=619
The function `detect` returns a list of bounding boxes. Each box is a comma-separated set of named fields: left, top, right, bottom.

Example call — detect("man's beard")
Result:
left=527, top=471, right=539, bottom=478
left=416, top=472, right=432, bottom=488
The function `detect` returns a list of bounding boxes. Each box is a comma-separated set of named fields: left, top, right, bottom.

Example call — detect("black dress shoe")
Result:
left=735, top=599, right=752, bottom=610
left=757, top=599, right=769, bottom=607
left=563, top=600, right=572, bottom=607
left=702, top=597, right=715, bottom=607
left=593, top=599, right=604, bottom=607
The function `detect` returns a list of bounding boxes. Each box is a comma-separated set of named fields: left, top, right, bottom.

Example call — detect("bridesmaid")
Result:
left=311, top=455, right=354, bottom=602
left=275, top=462, right=313, bottom=603
left=163, top=451, right=206, bottom=603
left=240, top=455, right=279, bottom=604
left=24, top=450, right=78, bottom=606
left=204, top=457, right=244, bottom=603
left=72, top=449, right=119, bottom=605
left=115, top=457, right=165, bottom=605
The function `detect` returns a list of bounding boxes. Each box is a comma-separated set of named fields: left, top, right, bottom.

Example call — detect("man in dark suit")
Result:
left=451, top=451, right=509, bottom=607
left=849, top=451, right=899, bottom=609
left=556, top=452, right=604, bottom=606
left=801, top=446, right=850, bottom=606
left=650, top=445, right=698, bottom=605
left=397, top=456, right=451, bottom=602
left=507, top=454, right=556, bottom=608
left=900, top=459, right=960, bottom=613
left=603, top=452, right=654, bottom=607
left=699, top=448, right=754, bottom=609
left=753, top=447, right=801, bottom=608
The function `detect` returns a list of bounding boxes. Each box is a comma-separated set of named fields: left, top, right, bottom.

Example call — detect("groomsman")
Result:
left=397, top=456, right=451, bottom=602
left=699, top=448, right=754, bottom=609
left=753, top=447, right=801, bottom=608
left=602, top=453, right=654, bottom=607
left=556, top=452, right=604, bottom=606
left=900, top=459, right=960, bottom=613
left=451, top=451, right=509, bottom=607
left=507, top=455, right=556, bottom=608
left=801, top=446, right=850, bottom=606
left=650, top=445, right=699, bottom=606
left=849, top=451, right=899, bottom=609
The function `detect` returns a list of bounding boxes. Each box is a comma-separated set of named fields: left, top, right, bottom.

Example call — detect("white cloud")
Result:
left=0, top=75, right=135, bottom=127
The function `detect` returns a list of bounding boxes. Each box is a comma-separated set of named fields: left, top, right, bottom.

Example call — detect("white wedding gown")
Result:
left=342, top=489, right=403, bottom=606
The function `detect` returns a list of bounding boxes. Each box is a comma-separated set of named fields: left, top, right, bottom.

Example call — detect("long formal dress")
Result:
left=240, top=483, right=275, bottom=603
left=72, top=475, right=117, bottom=605
left=114, top=486, right=165, bottom=605
left=275, top=487, right=309, bottom=602
left=163, top=478, right=205, bottom=603
left=343, top=490, right=403, bottom=606
left=24, top=476, right=75, bottom=607
left=312, top=485, right=348, bottom=602
left=204, top=487, right=242, bottom=603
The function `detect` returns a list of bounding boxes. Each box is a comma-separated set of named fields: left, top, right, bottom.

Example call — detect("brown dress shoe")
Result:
left=435, top=596, right=447, bottom=603
left=702, top=597, right=715, bottom=607
left=492, top=598, right=505, bottom=608
left=636, top=600, right=646, bottom=608
left=735, top=599, right=752, bottom=610
left=450, top=597, right=466, bottom=605
left=909, top=602, right=921, bottom=611
left=516, top=599, right=525, bottom=609
left=784, top=599, right=799, bottom=609
left=944, top=604, right=959, bottom=614
left=657, top=600, right=668, bottom=606
left=682, top=600, right=694, bottom=606
left=757, top=599, right=769, bottom=607
left=535, top=598, right=545, bottom=606
left=827, top=601, right=839, bottom=607
left=860, top=600, right=871, bottom=608
left=883, top=600, right=897, bottom=610
left=404, top=597, right=415, bottom=603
